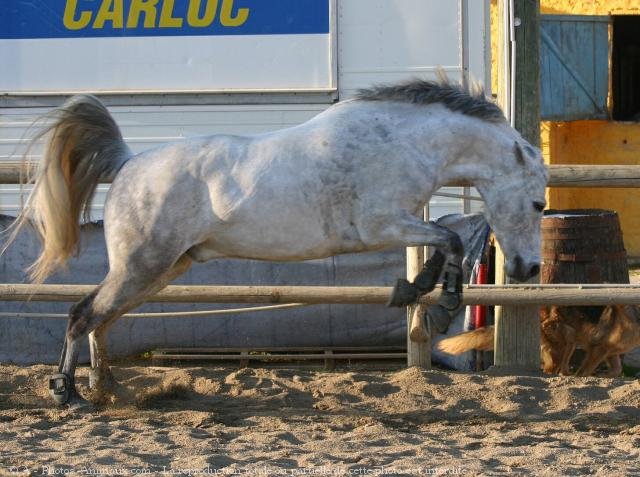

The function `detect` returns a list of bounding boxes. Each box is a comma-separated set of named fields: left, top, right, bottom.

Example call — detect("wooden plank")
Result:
left=546, top=165, right=640, bottom=187
left=3, top=283, right=640, bottom=306
left=540, top=15, right=609, bottom=120
left=495, top=0, right=541, bottom=371
left=494, top=303, right=541, bottom=369
left=494, top=249, right=541, bottom=370
left=514, top=0, right=541, bottom=147
left=151, top=352, right=407, bottom=361
left=406, top=239, right=430, bottom=369
left=0, top=284, right=394, bottom=304
left=0, top=161, right=31, bottom=183
left=239, top=349, right=250, bottom=368
left=593, top=17, right=609, bottom=104
left=324, top=350, right=335, bottom=370
left=154, top=346, right=405, bottom=353
left=6, top=162, right=640, bottom=187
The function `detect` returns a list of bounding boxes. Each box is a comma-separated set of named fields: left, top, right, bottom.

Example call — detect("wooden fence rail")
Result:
left=3, top=284, right=640, bottom=307
left=3, top=162, right=640, bottom=187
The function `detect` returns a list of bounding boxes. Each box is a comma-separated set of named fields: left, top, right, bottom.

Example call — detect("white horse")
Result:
left=6, top=77, right=547, bottom=406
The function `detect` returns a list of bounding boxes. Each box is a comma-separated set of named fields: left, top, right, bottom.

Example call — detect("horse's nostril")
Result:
left=530, top=264, right=540, bottom=277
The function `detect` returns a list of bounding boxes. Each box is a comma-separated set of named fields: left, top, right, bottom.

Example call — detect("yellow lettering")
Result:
left=127, top=0, right=159, bottom=28
left=93, top=0, right=124, bottom=29
left=187, top=0, right=218, bottom=28
left=220, top=0, right=249, bottom=27
left=63, top=0, right=92, bottom=30
left=159, top=0, right=183, bottom=28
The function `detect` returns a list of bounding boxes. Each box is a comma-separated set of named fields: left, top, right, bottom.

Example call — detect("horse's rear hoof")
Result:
left=438, top=291, right=462, bottom=313
left=387, top=279, right=418, bottom=307
left=89, top=366, right=118, bottom=391
left=48, top=373, right=75, bottom=406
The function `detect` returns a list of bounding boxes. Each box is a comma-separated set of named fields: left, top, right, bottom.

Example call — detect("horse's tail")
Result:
left=4, top=95, right=131, bottom=283
left=436, top=326, right=495, bottom=354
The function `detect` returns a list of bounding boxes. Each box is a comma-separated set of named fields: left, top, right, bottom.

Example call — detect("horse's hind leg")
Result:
left=50, top=290, right=99, bottom=406
left=86, top=254, right=193, bottom=397
left=50, top=254, right=192, bottom=406
left=88, top=326, right=118, bottom=394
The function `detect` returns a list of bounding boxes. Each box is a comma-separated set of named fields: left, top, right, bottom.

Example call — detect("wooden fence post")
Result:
left=406, top=205, right=431, bottom=368
left=494, top=249, right=541, bottom=369
left=493, top=0, right=541, bottom=371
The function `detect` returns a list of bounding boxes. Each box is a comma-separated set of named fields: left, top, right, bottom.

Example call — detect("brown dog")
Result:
left=437, top=305, right=640, bottom=376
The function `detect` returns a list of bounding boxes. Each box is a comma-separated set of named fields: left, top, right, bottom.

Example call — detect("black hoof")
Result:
left=438, top=291, right=462, bottom=312
left=387, top=279, right=419, bottom=307
left=427, top=305, right=452, bottom=333
left=414, top=250, right=446, bottom=293
left=48, top=373, right=75, bottom=406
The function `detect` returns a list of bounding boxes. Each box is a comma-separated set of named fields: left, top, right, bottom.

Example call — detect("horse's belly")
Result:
left=189, top=221, right=368, bottom=262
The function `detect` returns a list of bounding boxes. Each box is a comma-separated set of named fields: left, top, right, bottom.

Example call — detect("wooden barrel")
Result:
left=541, top=209, right=629, bottom=284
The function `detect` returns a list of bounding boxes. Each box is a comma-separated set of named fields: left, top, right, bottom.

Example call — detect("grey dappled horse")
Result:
left=5, top=77, right=547, bottom=406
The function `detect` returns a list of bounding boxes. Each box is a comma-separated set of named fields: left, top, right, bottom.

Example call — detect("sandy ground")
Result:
left=0, top=362, right=639, bottom=476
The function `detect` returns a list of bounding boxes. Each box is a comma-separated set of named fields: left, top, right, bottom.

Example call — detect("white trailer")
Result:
left=0, top=0, right=493, bottom=365
left=0, top=0, right=490, bottom=219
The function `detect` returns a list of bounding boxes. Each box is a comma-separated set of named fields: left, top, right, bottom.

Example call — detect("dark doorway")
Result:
left=612, top=16, right=640, bottom=121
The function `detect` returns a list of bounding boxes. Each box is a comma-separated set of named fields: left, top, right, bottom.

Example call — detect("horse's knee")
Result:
left=427, top=223, right=463, bottom=257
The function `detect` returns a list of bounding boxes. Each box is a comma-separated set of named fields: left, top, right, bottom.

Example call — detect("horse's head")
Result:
left=478, top=140, right=548, bottom=282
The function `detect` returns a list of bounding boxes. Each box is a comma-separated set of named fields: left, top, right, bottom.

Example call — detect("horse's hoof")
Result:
left=387, top=279, right=419, bottom=307
left=88, top=367, right=119, bottom=405
left=68, top=395, right=96, bottom=413
left=427, top=305, right=452, bottom=333
left=48, top=373, right=75, bottom=406
left=438, top=291, right=462, bottom=312
left=89, top=367, right=118, bottom=391
left=414, top=250, right=446, bottom=293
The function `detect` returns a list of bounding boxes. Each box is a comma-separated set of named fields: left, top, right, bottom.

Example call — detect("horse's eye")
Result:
left=533, top=201, right=546, bottom=213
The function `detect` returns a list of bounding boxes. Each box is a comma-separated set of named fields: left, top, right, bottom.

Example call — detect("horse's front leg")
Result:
left=438, top=248, right=464, bottom=311
left=382, top=215, right=464, bottom=310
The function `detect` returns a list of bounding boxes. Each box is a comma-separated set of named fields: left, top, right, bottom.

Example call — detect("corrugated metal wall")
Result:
left=0, top=104, right=480, bottom=220
left=0, top=104, right=328, bottom=218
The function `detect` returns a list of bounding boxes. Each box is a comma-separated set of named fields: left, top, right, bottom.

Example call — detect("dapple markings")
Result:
left=4, top=75, right=547, bottom=406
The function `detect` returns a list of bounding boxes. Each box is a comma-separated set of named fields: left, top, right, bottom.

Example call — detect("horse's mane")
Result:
left=355, top=75, right=505, bottom=123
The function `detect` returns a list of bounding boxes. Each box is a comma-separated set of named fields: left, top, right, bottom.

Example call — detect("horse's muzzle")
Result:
left=506, top=255, right=540, bottom=283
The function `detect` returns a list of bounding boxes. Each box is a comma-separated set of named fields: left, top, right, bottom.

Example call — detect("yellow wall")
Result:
left=491, top=0, right=640, bottom=256
left=540, top=1, right=640, bottom=15
left=542, top=121, right=640, bottom=256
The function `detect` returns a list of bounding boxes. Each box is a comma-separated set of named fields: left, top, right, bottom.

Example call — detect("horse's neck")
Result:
left=425, top=118, right=508, bottom=189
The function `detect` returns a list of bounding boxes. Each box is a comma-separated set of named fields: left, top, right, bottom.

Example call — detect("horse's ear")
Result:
left=513, top=141, right=526, bottom=166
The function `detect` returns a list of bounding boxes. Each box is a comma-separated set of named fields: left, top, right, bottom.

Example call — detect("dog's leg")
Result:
left=603, top=355, right=622, bottom=377
left=576, top=346, right=607, bottom=376
left=559, top=344, right=574, bottom=375
left=540, top=339, right=555, bottom=374
left=558, top=324, right=577, bottom=375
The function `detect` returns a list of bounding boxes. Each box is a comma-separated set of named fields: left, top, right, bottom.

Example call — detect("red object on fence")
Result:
left=473, top=263, right=488, bottom=328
